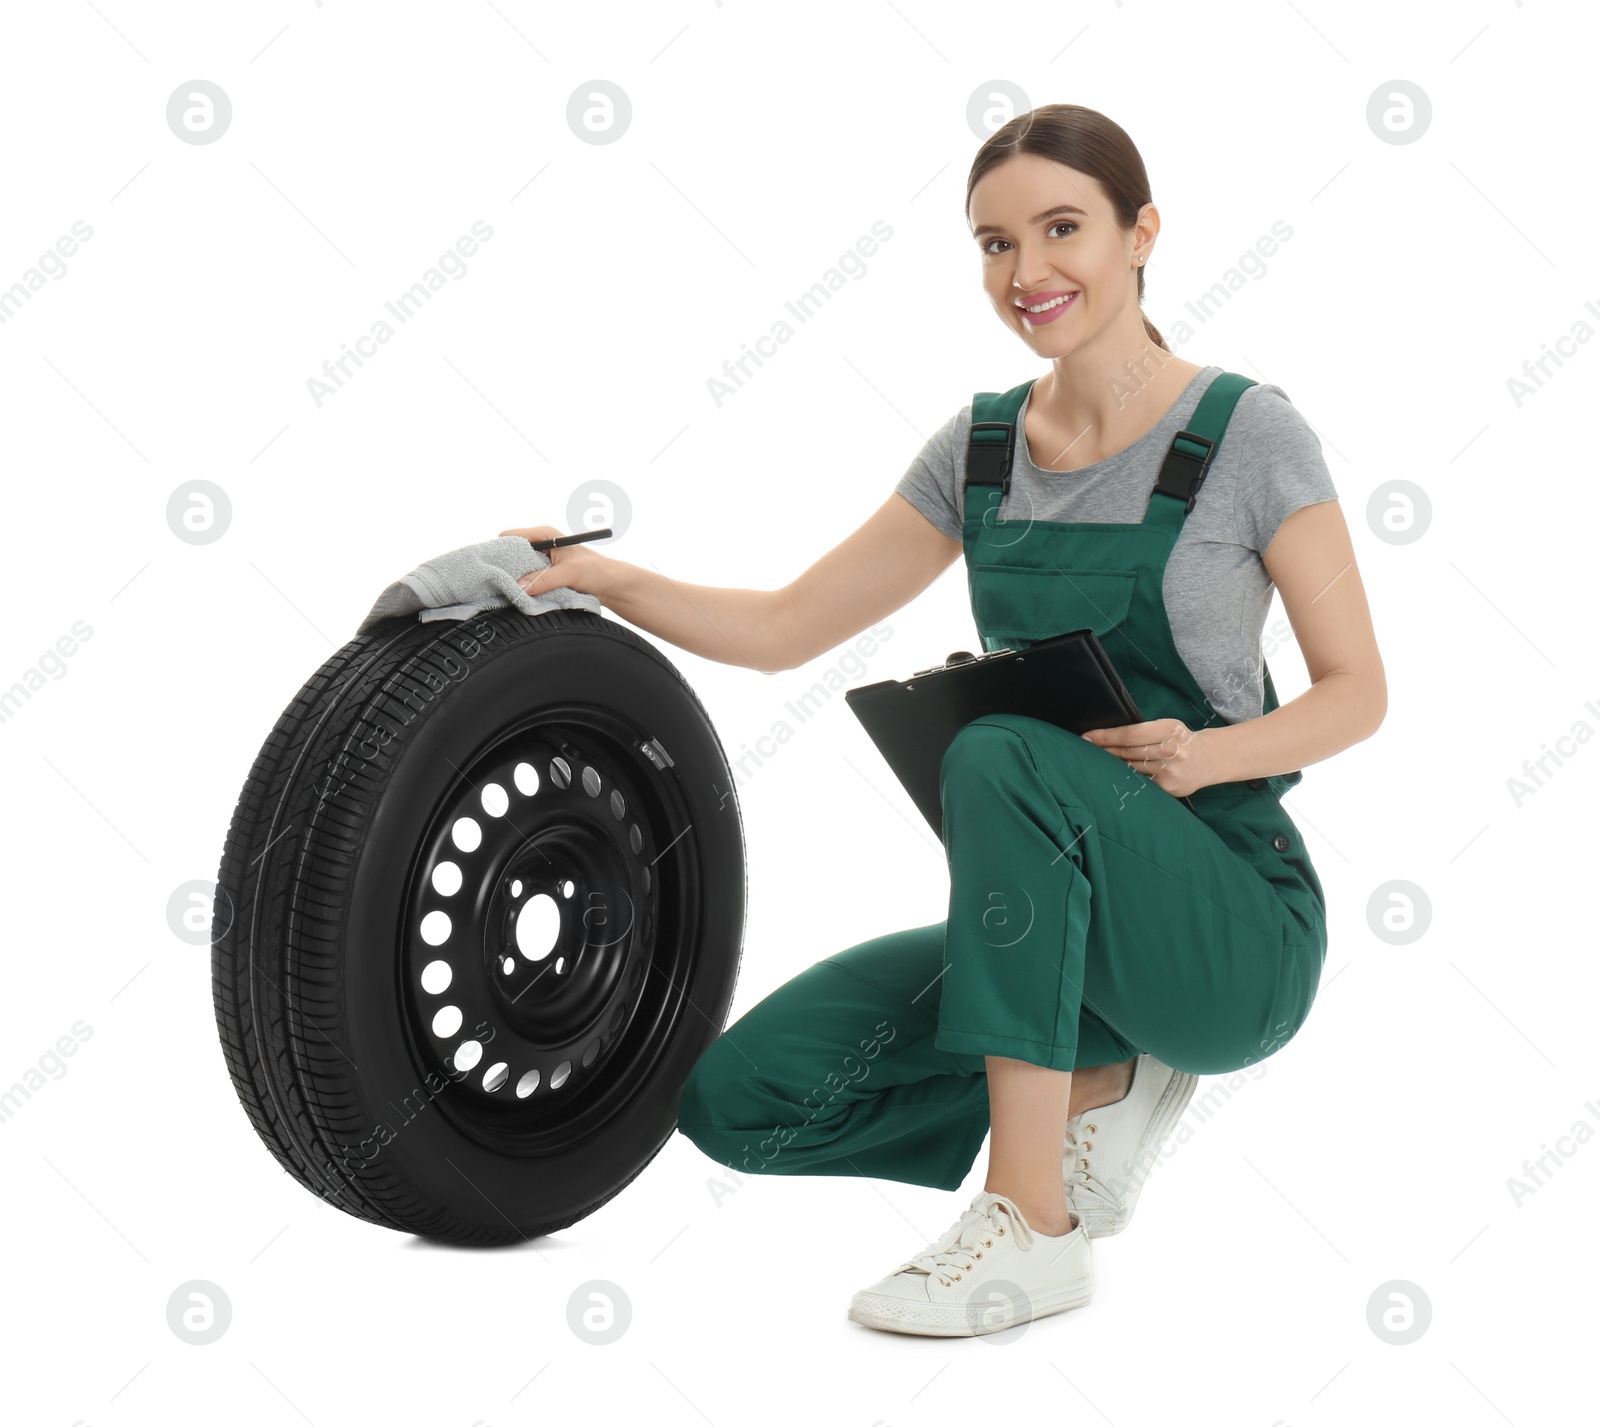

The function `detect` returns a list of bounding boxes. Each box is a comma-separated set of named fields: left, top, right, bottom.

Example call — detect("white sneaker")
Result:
left=1065, top=1053, right=1197, bottom=1237
left=847, top=1191, right=1092, bottom=1337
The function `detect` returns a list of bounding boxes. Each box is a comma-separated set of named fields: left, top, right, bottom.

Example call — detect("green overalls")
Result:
left=676, top=371, right=1328, bottom=1192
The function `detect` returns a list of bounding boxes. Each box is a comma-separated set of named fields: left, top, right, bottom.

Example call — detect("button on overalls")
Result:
left=676, top=370, right=1328, bottom=1193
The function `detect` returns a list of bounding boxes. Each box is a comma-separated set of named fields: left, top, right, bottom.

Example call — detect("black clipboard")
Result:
left=844, top=628, right=1193, bottom=839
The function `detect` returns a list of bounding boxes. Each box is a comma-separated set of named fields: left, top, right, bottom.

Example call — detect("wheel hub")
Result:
left=484, top=824, right=639, bottom=1038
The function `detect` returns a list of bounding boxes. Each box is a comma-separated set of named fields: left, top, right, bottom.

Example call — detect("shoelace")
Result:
left=902, top=1195, right=1035, bottom=1288
left=1065, top=1119, right=1109, bottom=1203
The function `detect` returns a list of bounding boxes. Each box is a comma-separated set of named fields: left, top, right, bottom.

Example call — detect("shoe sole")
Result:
left=1077, top=1066, right=1198, bottom=1239
left=847, top=1273, right=1094, bottom=1336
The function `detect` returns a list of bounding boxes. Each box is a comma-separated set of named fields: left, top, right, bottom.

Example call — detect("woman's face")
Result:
left=968, top=153, right=1148, bottom=355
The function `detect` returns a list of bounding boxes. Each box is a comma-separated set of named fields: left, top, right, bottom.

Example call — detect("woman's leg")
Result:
left=982, top=1056, right=1076, bottom=1233
left=679, top=713, right=1299, bottom=1197
left=675, top=921, right=1139, bottom=1189
left=935, top=712, right=1305, bottom=1076
left=936, top=713, right=1307, bottom=1229
left=675, top=921, right=992, bottom=1190
left=1068, top=1057, right=1136, bottom=1117
left=980, top=1056, right=1137, bottom=1235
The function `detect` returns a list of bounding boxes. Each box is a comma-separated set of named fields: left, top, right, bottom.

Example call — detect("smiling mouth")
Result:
left=1015, top=291, right=1078, bottom=325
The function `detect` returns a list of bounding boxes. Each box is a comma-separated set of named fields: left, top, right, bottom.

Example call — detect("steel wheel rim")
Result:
left=398, top=703, right=696, bottom=1152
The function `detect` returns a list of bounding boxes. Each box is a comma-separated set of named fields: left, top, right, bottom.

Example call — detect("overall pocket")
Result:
left=967, top=566, right=1137, bottom=647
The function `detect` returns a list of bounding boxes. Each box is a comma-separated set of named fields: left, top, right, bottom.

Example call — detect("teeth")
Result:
left=1022, top=293, right=1075, bottom=314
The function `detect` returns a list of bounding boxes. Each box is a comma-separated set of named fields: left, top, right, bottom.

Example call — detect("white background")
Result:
left=2, top=1, right=1595, bottom=1423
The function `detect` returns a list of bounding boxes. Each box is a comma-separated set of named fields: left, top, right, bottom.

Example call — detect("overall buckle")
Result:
left=1155, top=429, right=1217, bottom=513
left=967, top=420, right=1016, bottom=496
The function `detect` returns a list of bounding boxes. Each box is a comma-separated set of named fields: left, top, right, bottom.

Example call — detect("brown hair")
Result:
left=966, top=104, right=1168, bottom=353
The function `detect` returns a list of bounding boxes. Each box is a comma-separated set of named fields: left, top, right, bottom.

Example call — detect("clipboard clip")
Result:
left=909, top=648, right=1016, bottom=679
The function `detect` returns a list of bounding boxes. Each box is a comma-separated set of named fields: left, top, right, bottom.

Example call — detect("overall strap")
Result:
left=1144, top=371, right=1256, bottom=530
left=964, top=372, right=1259, bottom=518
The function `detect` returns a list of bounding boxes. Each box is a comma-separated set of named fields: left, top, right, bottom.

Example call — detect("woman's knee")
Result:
left=942, top=714, right=1095, bottom=788
left=676, top=1033, right=807, bottom=1172
left=676, top=1041, right=745, bottom=1164
left=941, top=717, right=1037, bottom=801
left=677, top=1033, right=746, bottom=1129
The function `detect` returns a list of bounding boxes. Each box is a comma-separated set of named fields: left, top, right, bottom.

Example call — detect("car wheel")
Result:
left=210, top=607, right=746, bottom=1245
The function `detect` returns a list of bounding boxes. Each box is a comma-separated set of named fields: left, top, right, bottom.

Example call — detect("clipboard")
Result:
left=844, top=628, right=1194, bottom=839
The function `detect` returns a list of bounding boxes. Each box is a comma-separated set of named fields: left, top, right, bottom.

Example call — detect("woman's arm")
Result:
left=503, top=492, right=961, bottom=675
left=1195, top=498, right=1386, bottom=785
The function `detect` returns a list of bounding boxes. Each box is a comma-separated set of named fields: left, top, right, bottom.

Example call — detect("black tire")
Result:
left=209, top=607, right=746, bottom=1246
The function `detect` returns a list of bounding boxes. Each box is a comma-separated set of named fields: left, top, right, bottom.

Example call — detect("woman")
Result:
left=502, top=103, right=1385, bottom=1337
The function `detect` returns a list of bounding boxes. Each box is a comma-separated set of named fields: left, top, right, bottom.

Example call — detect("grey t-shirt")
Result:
left=894, top=365, right=1339, bottom=724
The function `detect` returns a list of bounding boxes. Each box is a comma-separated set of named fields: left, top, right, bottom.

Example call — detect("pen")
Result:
left=528, top=528, right=612, bottom=552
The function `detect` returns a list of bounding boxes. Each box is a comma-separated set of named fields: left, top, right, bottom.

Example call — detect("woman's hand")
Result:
left=498, top=525, right=620, bottom=604
left=1078, top=718, right=1221, bottom=800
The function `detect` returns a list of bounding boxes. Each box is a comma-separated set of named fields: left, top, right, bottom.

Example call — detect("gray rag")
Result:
left=358, top=535, right=603, bottom=634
